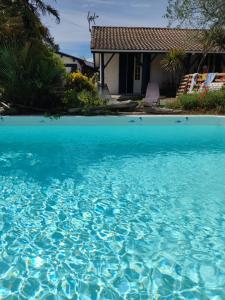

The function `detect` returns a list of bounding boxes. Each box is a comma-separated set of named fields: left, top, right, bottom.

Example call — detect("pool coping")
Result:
left=1, top=114, right=225, bottom=118
left=1, top=115, right=225, bottom=126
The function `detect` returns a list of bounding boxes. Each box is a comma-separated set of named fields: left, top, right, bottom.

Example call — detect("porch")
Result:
left=96, top=52, right=225, bottom=99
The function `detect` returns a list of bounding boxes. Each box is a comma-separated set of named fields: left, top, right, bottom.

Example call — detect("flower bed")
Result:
left=167, top=88, right=225, bottom=113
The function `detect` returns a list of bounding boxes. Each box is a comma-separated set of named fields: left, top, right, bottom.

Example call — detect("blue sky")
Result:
left=44, top=0, right=168, bottom=61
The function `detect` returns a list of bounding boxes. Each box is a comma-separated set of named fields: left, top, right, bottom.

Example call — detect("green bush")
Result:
left=201, top=89, right=225, bottom=110
left=179, top=93, right=200, bottom=110
left=63, top=89, right=105, bottom=112
left=64, top=72, right=104, bottom=111
left=167, top=88, right=225, bottom=112
left=0, top=42, right=66, bottom=110
left=63, top=89, right=80, bottom=108
left=66, top=72, right=95, bottom=92
left=78, top=90, right=105, bottom=109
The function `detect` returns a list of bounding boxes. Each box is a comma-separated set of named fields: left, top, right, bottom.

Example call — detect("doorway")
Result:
left=119, top=53, right=134, bottom=95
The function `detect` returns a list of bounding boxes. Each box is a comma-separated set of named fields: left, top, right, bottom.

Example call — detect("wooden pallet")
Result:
left=177, top=73, right=225, bottom=97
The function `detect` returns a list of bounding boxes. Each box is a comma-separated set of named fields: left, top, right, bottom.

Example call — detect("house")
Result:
left=91, top=26, right=225, bottom=97
left=57, top=51, right=95, bottom=76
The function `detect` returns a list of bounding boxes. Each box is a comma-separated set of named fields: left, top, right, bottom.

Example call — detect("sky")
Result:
left=44, top=0, right=169, bottom=61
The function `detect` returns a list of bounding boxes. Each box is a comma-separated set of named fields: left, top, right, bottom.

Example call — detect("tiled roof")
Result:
left=91, top=26, right=223, bottom=53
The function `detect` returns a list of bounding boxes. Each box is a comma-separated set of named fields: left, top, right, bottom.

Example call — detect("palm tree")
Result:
left=161, top=48, right=186, bottom=73
left=0, top=0, right=60, bottom=47
left=25, top=0, right=60, bottom=22
left=160, top=48, right=186, bottom=93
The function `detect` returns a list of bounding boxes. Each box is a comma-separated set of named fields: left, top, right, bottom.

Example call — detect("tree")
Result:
left=165, top=0, right=225, bottom=50
left=0, top=1, right=65, bottom=111
left=0, top=0, right=60, bottom=48
left=161, top=48, right=186, bottom=73
left=161, top=48, right=186, bottom=92
left=165, top=0, right=225, bottom=28
left=0, top=42, right=66, bottom=110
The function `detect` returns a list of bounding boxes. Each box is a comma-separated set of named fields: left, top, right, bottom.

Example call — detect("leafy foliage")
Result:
left=167, top=88, right=225, bottom=112
left=0, top=42, right=66, bottom=110
left=0, top=2, right=104, bottom=114
left=64, top=72, right=104, bottom=111
left=178, top=93, right=200, bottom=110
left=77, top=90, right=105, bottom=110
left=161, top=48, right=186, bottom=73
left=203, top=27, right=225, bottom=51
left=165, top=0, right=225, bottom=50
left=0, top=0, right=59, bottom=48
left=165, top=0, right=224, bottom=28
left=66, top=72, right=96, bottom=92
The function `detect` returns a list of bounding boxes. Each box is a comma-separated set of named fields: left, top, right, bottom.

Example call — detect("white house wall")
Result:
left=104, top=54, right=119, bottom=95
left=56, top=54, right=82, bottom=73
left=150, top=54, right=172, bottom=90
left=95, top=53, right=100, bottom=67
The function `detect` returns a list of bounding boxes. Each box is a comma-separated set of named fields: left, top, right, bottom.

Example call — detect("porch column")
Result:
left=100, top=53, right=105, bottom=89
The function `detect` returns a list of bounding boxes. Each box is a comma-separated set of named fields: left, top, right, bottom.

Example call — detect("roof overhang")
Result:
left=58, top=51, right=95, bottom=68
left=92, top=49, right=225, bottom=54
left=57, top=51, right=81, bottom=61
left=91, top=26, right=225, bottom=55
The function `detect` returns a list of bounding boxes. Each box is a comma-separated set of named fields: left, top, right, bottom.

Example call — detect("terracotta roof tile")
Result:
left=91, top=26, right=223, bottom=53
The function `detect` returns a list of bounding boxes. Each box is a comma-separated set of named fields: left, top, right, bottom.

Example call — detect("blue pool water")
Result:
left=1, top=117, right=225, bottom=299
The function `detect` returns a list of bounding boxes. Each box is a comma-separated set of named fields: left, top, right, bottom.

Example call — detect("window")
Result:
left=65, top=64, right=78, bottom=73
left=71, top=64, right=78, bottom=72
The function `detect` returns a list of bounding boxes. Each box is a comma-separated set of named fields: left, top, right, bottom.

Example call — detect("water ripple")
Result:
left=0, top=125, right=225, bottom=299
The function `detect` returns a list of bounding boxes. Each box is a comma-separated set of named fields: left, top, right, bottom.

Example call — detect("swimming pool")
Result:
left=0, top=116, right=225, bottom=299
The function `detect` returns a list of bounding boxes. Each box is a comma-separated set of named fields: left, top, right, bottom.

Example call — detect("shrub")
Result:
left=179, top=93, right=200, bottom=110
left=63, top=88, right=105, bottom=112
left=63, top=89, right=80, bottom=108
left=64, top=72, right=104, bottom=112
left=166, top=88, right=225, bottom=112
left=0, top=42, right=66, bottom=110
left=66, top=72, right=95, bottom=92
left=77, top=90, right=104, bottom=109
left=201, top=89, right=225, bottom=110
